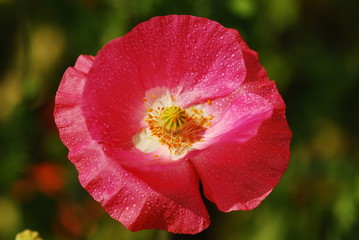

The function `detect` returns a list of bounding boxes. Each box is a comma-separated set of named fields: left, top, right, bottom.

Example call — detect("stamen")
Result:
left=144, top=103, right=212, bottom=156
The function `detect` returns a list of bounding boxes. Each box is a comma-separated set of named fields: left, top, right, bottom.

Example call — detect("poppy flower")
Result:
left=54, top=15, right=291, bottom=234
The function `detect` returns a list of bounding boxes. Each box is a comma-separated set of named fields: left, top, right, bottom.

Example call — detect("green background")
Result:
left=1, top=0, right=358, bottom=239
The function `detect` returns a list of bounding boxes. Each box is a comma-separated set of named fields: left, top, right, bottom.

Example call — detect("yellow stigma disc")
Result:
left=160, top=105, right=187, bottom=132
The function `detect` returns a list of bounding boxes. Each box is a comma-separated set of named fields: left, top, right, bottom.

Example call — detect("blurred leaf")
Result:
left=228, top=0, right=256, bottom=18
left=0, top=197, right=21, bottom=239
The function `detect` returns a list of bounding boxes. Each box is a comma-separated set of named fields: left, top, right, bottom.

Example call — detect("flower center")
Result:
left=145, top=104, right=212, bottom=156
left=160, top=105, right=187, bottom=132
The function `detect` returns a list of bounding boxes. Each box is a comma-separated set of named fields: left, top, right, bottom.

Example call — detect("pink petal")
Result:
left=84, top=158, right=209, bottom=234
left=74, top=55, right=96, bottom=73
left=228, top=28, right=266, bottom=83
left=191, top=111, right=291, bottom=212
left=199, top=28, right=271, bottom=118
left=75, top=149, right=209, bottom=234
left=190, top=28, right=291, bottom=212
left=54, top=55, right=209, bottom=234
left=81, top=15, right=246, bottom=149
left=229, top=27, right=286, bottom=110
left=195, top=93, right=273, bottom=150
left=54, top=55, right=95, bottom=151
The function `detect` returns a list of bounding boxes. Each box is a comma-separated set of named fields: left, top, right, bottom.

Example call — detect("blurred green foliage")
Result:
left=1, top=0, right=358, bottom=239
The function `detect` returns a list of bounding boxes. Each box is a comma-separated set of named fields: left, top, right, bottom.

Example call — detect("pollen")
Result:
left=144, top=104, right=212, bottom=156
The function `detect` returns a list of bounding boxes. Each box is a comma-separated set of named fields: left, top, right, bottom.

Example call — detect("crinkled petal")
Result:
left=54, top=55, right=209, bottom=234
left=191, top=110, right=291, bottom=212
left=81, top=15, right=246, bottom=149
left=195, top=93, right=273, bottom=150
left=54, top=55, right=95, bottom=151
